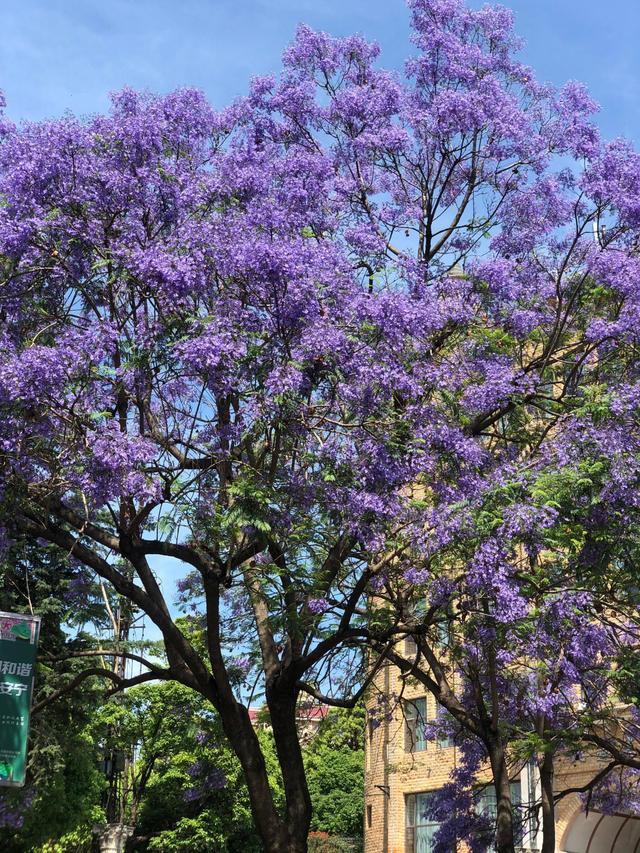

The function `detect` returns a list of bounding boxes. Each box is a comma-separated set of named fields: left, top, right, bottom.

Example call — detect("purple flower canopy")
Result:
left=0, top=6, right=635, bottom=548
left=2, top=0, right=640, bottom=848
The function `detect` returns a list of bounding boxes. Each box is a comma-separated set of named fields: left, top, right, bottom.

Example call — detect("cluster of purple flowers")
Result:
left=1, top=0, right=640, bottom=848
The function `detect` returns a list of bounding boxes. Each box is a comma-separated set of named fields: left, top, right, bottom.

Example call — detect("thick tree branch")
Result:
left=16, top=513, right=210, bottom=691
left=32, top=667, right=163, bottom=715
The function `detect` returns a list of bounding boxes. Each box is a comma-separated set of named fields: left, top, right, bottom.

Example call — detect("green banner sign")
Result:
left=0, top=611, right=40, bottom=787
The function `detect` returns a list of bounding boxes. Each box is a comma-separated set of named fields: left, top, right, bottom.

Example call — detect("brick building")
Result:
left=364, top=658, right=640, bottom=853
left=248, top=701, right=329, bottom=744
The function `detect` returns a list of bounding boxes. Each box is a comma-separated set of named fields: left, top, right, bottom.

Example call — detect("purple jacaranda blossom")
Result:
left=403, top=566, right=430, bottom=585
left=1, top=2, right=640, bottom=849
left=0, top=788, right=35, bottom=831
left=184, top=763, right=227, bottom=802
left=307, top=598, right=331, bottom=615
left=63, top=574, right=92, bottom=607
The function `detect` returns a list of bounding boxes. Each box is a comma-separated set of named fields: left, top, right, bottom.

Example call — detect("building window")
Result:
left=367, top=804, right=372, bottom=829
left=435, top=617, right=451, bottom=649
left=366, top=718, right=374, bottom=769
left=405, top=792, right=442, bottom=852
left=476, top=781, right=525, bottom=846
left=521, top=758, right=540, bottom=847
left=476, top=780, right=521, bottom=818
left=405, top=604, right=452, bottom=655
left=405, top=597, right=427, bottom=655
left=405, top=697, right=428, bottom=752
left=405, top=696, right=453, bottom=751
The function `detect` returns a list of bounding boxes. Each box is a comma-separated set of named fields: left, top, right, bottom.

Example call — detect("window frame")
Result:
left=405, top=791, right=443, bottom=853
left=405, top=694, right=454, bottom=752
left=475, top=780, right=526, bottom=846
left=405, top=696, right=428, bottom=752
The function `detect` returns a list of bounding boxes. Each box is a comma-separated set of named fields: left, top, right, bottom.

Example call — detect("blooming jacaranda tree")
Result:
left=2, top=1, right=640, bottom=850
left=383, top=518, right=640, bottom=852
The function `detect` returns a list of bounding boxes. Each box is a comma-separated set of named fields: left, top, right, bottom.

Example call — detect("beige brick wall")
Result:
left=363, top=657, right=616, bottom=853
left=365, top=659, right=464, bottom=853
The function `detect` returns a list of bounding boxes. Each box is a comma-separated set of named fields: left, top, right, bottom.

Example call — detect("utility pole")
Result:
left=98, top=585, right=145, bottom=853
left=102, top=595, right=133, bottom=824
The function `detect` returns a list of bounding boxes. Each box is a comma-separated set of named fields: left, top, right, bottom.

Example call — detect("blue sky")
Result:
left=2, top=0, right=640, bottom=142
left=3, top=0, right=639, bottom=639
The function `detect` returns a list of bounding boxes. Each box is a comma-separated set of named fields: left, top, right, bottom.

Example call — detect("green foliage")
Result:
left=304, top=707, right=365, bottom=839
left=0, top=539, right=365, bottom=851
left=613, top=646, right=640, bottom=705
left=0, top=541, right=108, bottom=852
left=95, top=681, right=284, bottom=852
left=34, top=806, right=105, bottom=853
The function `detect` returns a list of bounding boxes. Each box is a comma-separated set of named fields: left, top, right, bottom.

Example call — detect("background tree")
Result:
left=0, top=540, right=108, bottom=850
left=304, top=707, right=365, bottom=842
left=96, top=680, right=283, bottom=853
left=2, top=1, right=640, bottom=851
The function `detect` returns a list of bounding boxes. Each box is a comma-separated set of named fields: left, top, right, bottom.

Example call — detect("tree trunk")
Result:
left=214, top=692, right=298, bottom=852
left=539, top=752, right=556, bottom=853
left=489, top=745, right=516, bottom=853
left=266, top=685, right=312, bottom=853
left=201, top=575, right=309, bottom=851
